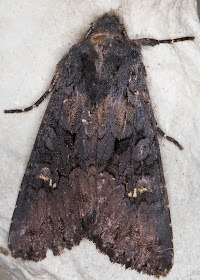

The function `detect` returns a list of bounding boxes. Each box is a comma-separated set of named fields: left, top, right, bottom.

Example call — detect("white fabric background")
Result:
left=0, top=1, right=200, bottom=279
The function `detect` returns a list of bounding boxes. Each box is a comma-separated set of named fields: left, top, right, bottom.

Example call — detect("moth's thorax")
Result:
left=90, top=31, right=124, bottom=57
left=72, top=31, right=139, bottom=103
left=67, top=16, right=142, bottom=103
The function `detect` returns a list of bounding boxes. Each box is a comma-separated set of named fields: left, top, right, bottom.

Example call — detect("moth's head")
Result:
left=86, top=14, right=126, bottom=39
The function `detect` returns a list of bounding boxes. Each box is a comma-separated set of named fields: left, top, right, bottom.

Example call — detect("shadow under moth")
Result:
left=5, top=14, right=194, bottom=277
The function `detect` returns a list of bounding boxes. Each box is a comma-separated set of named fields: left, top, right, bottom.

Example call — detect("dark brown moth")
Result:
left=5, top=15, right=194, bottom=277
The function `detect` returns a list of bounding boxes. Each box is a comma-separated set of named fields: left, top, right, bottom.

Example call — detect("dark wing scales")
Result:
left=8, top=55, right=85, bottom=260
left=86, top=69, right=173, bottom=277
left=9, top=15, right=173, bottom=278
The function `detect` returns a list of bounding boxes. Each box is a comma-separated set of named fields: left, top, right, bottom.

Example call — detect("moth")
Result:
left=5, top=14, right=194, bottom=277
